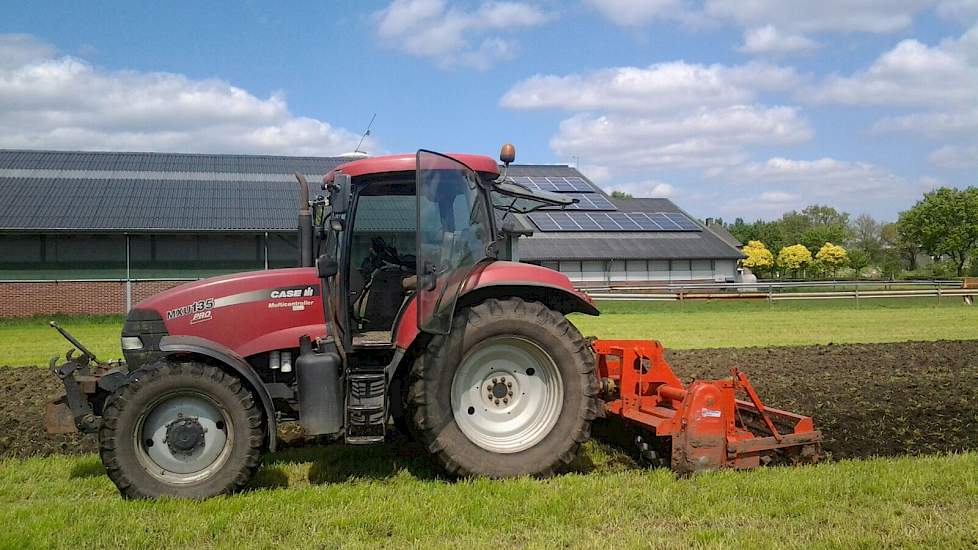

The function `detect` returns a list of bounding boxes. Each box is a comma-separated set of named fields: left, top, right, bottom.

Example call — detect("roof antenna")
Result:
left=354, top=113, right=376, bottom=156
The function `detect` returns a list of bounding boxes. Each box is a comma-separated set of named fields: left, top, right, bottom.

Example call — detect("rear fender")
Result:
left=391, top=261, right=598, bottom=378
left=158, top=335, right=278, bottom=452
left=455, top=283, right=599, bottom=316
left=394, top=283, right=596, bottom=351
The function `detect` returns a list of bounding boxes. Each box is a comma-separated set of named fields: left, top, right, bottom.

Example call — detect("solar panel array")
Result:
left=543, top=193, right=617, bottom=211
left=528, top=211, right=701, bottom=232
left=509, top=176, right=594, bottom=193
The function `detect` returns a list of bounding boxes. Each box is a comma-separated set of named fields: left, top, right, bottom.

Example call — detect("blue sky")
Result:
left=1, top=1, right=975, bottom=221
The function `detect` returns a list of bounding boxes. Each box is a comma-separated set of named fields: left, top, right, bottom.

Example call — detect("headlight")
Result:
left=121, top=336, right=143, bottom=350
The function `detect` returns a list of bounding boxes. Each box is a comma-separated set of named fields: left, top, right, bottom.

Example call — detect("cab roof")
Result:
left=324, top=153, right=500, bottom=183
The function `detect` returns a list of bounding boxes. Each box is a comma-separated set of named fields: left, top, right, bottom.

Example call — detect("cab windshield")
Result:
left=416, top=151, right=493, bottom=334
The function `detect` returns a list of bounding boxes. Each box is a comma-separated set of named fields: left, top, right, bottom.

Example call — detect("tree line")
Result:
left=722, top=187, right=978, bottom=279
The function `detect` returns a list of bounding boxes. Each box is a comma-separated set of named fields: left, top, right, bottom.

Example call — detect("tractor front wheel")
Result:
left=99, top=361, right=265, bottom=499
left=408, top=298, right=599, bottom=477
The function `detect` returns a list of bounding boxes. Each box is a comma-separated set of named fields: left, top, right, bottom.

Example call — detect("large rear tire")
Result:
left=99, top=361, right=265, bottom=499
left=408, top=298, right=599, bottom=477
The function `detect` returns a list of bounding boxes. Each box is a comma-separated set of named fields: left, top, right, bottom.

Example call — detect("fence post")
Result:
left=855, top=285, right=860, bottom=309
left=125, top=234, right=132, bottom=312
left=937, top=283, right=942, bottom=305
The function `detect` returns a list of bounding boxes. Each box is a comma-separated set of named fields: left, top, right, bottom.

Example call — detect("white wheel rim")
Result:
left=451, top=336, right=563, bottom=453
left=133, top=391, right=233, bottom=485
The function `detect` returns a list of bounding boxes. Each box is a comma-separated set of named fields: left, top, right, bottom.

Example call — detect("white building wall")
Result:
left=537, top=258, right=739, bottom=285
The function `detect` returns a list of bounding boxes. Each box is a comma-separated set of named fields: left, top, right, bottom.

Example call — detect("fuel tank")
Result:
left=125, top=268, right=328, bottom=364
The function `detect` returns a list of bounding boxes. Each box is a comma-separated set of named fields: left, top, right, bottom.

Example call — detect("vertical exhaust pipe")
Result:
left=295, top=173, right=314, bottom=268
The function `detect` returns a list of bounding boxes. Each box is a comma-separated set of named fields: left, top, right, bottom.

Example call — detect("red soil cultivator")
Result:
left=593, top=340, right=821, bottom=472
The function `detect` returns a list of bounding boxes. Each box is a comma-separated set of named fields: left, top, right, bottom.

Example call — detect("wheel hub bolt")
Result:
left=503, top=398, right=509, bottom=404
left=494, top=399, right=500, bottom=405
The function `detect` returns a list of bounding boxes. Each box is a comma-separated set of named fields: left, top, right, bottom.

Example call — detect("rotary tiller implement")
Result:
left=592, top=339, right=821, bottom=472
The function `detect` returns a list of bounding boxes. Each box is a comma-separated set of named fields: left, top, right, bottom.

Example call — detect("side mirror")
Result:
left=317, top=255, right=338, bottom=278
left=329, top=173, right=351, bottom=214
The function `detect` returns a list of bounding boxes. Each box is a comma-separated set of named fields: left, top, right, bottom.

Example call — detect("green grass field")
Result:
left=3, top=298, right=977, bottom=548
left=2, top=443, right=976, bottom=549
left=3, top=298, right=976, bottom=366
left=571, top=297, right=978, bottom=349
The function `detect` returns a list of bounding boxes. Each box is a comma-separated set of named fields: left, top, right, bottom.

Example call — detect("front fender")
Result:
left=158, top=335, right=278, bottom=452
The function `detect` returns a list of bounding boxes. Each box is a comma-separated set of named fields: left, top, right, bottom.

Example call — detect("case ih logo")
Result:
left=166, top=298, right=215, bottom=320
left=269, top=286, right=317, bottom=299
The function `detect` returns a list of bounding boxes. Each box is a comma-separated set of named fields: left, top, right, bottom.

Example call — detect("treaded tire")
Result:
left=407, top=297, right=599, bottom=477
left=99, top=361, right=265, bottom=499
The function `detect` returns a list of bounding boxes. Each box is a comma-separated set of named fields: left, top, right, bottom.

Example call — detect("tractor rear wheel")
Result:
left=408, top=298, right=599, bottom=477
left=99, top=361, right=264, bottom=499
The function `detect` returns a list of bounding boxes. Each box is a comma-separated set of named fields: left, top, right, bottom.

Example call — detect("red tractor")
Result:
left=45, top=147, right=821, bottom=499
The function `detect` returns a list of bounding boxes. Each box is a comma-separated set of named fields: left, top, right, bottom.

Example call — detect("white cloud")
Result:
left=705, top=0, right=935, bottom=34
left=715, top=157, right=908, bottom=197
left=502, top=60, right=800, bottom=112
left=808, top=25, right=978, bottom=170
left=928, top=144, right=978, bottom=168
left=937, top=0, right=978, bottom=20
left=873, top=108, right=978, bottom=137
left=738, top=26, right=819, bottom=55
left=582, top=0, right=687, bottom=27
left=502, top=60, right=810, bottom=174
left=0, top=34, right=54, bottom=69
left=806, top=34, right=978, bottom=107
left=372, top=0, right=550, bottom=70
left=605, top=179, right=677, bottom=197
left=588, top=0, right=946, bottom=55
left=758, top=190, right=798, bottom=203
left=550, top=106, right=810, bottom=171
left=710, top=157, right=915, bottom=218
left=0, top=35, right=367, bottom=155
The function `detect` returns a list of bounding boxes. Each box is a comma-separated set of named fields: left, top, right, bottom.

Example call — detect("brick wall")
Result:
left=0, top=280, right=188, bottom=317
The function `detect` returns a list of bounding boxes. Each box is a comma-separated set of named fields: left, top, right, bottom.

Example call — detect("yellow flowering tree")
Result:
left=777, top=244, right=813, bottom=277
left=740, top=240, right=774, bottom=276
left=815, top=242, right=849, bottom=277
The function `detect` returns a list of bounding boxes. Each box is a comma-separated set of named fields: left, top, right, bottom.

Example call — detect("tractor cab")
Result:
left=318, top=148, right=571, bottom=355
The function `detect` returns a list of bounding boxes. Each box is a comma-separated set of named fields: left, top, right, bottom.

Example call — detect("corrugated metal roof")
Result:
left=0, top=177, right=299, bottom=232
left=0, top=150, right=744, bottom=261
left=505, top=165, right=588, bottom=178
left=0, top=150, right=345, bottom=232
left=0, top=149, right=344, bottom=175
left=705, top=223, right=743, bottom=249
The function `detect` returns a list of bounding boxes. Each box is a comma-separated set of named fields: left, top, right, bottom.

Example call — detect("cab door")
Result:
left=415, top=150, right=494, bottom=335
left=323, top=173, right=353, bottom=352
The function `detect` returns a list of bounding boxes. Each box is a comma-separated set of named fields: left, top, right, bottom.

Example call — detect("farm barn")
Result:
left=0, top=149, right=742, bottom=316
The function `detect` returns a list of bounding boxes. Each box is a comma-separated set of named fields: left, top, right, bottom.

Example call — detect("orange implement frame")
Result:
left=593, top=339, right=822, bottom=474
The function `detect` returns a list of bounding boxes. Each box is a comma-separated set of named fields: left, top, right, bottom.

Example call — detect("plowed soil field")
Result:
left=2, top=340, right=976, bottom=460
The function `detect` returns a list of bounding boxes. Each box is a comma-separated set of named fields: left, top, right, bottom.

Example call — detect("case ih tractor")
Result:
left=45, top=147, right=821, bottom=499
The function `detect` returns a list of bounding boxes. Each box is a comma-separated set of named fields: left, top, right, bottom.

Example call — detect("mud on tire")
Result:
left=99, top=361, right=265, bottom=499
left=407, top=297, right=600, bottom=478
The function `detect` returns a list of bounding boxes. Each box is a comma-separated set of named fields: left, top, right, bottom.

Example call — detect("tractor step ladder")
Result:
left=345, top=371, right=387, bottom=443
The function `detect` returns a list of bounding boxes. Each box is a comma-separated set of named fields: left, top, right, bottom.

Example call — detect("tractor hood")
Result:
left=123, top=268, right=327, bottom=366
